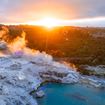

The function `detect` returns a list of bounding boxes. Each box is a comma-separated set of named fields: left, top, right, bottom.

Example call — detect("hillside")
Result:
left=0, top=25, right=105, bottom=65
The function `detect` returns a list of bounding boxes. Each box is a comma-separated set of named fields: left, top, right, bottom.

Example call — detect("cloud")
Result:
left=0, top=0, right=105, bottom=26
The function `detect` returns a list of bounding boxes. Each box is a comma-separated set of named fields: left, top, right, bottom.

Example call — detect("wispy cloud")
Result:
left=0, top=0, right=105, bottom=26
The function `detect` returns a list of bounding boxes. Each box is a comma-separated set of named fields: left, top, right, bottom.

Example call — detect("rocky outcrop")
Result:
left=80, top=76, right=105, bottom=88
left=35, top=90, right=45, bottom=98
left=79, top=65, right=105, bottom=77
left=39, top=70, right=79, bottom=83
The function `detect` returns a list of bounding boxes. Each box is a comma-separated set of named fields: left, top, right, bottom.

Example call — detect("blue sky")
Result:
left=0, top=0, right=105, bottom=26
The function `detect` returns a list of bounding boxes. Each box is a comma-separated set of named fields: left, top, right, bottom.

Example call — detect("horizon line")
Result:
left=1, top=17, right=105, bottom=27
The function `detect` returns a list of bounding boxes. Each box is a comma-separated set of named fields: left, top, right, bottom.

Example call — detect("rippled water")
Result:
left=37, top=83, right=105, bottom=105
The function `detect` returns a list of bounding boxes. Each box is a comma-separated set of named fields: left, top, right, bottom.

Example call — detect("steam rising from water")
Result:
left=0, top=26, right=56, bottom=67
left=9, top=31, right=26, bottom=52
left=0, top=26, right=37, bottom=57
left=0, top=26, right=76, bottom=69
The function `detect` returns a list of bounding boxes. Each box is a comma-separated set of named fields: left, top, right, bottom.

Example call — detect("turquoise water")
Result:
left=37, top=83, right=105, bottom=105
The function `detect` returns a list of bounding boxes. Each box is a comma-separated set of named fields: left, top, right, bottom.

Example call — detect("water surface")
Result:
left=37, top=83, right=105, bottom=105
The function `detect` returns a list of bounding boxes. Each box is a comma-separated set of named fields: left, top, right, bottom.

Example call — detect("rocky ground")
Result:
left=0, top=52, right=79, bottom=105
left=78, top=65, right=105, bottom=77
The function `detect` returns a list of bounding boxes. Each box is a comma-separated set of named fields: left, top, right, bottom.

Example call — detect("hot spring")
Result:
left=37, top=83, right=105, bottom=105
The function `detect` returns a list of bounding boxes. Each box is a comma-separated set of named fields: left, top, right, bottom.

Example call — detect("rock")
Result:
left=39, top=69, right=79, bottom=84
left=0, top=41, right=7, bottom=50
left=36, top=90, right=45, bottom=98
left=62, top=73, right=79, bottom=83
left=80, top=76, right=105, bottom=88
left=79, top=65, right=105, bottom=77
left=9, top=63, right=21, bottom=70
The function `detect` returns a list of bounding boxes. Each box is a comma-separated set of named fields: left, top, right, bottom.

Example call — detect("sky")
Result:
left=0, top=0, right=105, bottom=26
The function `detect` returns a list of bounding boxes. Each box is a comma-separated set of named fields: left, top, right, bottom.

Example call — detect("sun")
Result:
left=28, top=17, right=60, bottom=28
left=37, top=17, right=59, bottom=28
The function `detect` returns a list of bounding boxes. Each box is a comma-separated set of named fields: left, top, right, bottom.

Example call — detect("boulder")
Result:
left=36, top=90, right=45, bottom=98
left=0, top=41, right=7, bottom=50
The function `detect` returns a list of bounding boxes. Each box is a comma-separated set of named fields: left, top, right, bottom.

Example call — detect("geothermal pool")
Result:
left=37, top=83, right=105, bottom=105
